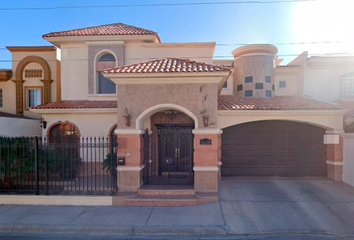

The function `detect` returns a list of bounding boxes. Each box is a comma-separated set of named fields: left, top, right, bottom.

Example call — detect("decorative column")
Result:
left=324, top=130, right=344, bottom=181
left=115, top=129, right=145, bottom=192
left=192, top=129, right=222, bottom=193
left=12, top=80, right=25, bottom=115
left=40, top=79, right=53, bottom=104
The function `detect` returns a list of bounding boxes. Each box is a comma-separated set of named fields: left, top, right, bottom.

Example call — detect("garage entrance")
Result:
left=221, top=120, right=327, bottom=177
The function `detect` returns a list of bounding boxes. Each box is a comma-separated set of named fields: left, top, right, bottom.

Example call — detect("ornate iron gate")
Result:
left=143, top=125, right=194, bottom=185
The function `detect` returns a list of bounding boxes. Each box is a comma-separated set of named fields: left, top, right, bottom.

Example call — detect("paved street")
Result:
left=1, top=177, right=354, bottom=239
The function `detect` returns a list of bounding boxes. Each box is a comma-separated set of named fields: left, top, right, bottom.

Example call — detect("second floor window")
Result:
left=27, top=88, right=42, bottom=108
left=339, top=73, right=354, bottom=99
left=96, top=53, right=116, bottom=94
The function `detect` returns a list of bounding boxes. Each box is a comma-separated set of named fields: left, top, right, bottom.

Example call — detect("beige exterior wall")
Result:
left=217, top=110, right=345, bottom=131
left=0, top=80, right=16, bottom=115
left=60, top=41, right=215, bottom=101
left=2, top=50, right=57, bottom=118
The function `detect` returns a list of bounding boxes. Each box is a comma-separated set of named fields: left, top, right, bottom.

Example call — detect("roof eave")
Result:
left=217, top=109, right=348, bottom=116
left=30, top=108, right=117, bottom=114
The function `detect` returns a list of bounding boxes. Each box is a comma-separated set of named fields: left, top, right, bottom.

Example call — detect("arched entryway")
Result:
left=221, top=120, right=327, bottom=177
left=142, top=109, right=196, bottom=186
left=47, top=122, right=81, bottom=157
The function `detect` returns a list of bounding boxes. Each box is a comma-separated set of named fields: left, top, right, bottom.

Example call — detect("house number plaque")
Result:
left=200, top=138, right=212, bottom=145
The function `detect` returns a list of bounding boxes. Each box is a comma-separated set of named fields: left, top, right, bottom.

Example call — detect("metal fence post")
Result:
left=45, top=139, right=49, bottom=196
left=34, top=137, right=39, bottom=195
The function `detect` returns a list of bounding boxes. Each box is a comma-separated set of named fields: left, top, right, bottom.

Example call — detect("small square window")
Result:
left=245, top=76, right=253, bottom=83
left=266, top=90, right=272, bottom=97
left=265, top=76, right=271, bottom=83
left=223, top=81, right=228, bottom=88
left=0, top=89, right=2, bottom=108
left=245, top=90, right=253, bottom=97
left=279, top=81, right=286, bottom=88
left=255, top=83, right=263, bottom=89
left=237, top=84, right=243, bottom=91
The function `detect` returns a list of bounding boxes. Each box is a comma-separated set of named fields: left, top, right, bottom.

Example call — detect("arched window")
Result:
left=49, top=123, right=80, bottom=143
left=339, top=73, right=354, bottom=99
left=96, top=53, right=116, bottom=94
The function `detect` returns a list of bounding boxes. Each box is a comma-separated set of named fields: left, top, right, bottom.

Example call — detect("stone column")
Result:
left=324, top=130, right=344, bottom=181
left=116, top=129, right=145, bottom=192
left=192, top=129, right=222, bottom=193
left=12, top=80, right=25, bottom=115
left=40, top=79, right=53, bottom=104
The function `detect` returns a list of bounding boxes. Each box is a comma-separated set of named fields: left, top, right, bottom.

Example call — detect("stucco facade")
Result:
left=1, top=22, right=352, bottom=201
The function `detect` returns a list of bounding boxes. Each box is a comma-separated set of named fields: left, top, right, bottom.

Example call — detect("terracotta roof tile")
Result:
left=277, top=65, right=300, bottom=67
left=218, top=95, right=344, bottom=111
left=0, top=69, right=11, bottom=72
left=43, top=23, right=161, bottom=42
left=104, top=58, right=231, bottom=74
left=336, top=101, right=354, bottom=117
left=31, top=101, right=117, bottom=110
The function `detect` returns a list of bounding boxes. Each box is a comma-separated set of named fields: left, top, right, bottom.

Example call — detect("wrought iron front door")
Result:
left=144, top=125, right=194, bottom=185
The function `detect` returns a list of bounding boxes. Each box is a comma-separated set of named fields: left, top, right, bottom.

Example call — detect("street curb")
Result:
left=0, top=224, right=228, bottom=236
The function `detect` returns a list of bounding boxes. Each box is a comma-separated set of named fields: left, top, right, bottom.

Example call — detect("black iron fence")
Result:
left=0, top=137, right=118, bottom=195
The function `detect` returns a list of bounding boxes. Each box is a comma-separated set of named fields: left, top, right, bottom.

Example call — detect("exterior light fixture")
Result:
left=39, top=118, right=47, bottom=129
left=202, top=115, right=209, bottom=127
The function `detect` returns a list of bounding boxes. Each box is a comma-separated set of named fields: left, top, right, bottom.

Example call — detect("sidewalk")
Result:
left=1, top=178, right=354, bottom=239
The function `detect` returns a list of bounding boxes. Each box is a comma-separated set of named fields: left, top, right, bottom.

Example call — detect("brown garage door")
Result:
left=221, top=121, right=327, bottom=176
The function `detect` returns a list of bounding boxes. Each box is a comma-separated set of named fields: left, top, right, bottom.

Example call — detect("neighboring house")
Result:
left=0, top=23, right=352, bottom=198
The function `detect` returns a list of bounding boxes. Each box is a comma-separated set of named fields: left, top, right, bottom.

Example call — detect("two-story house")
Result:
left=0, top=23, right=352, bottom=199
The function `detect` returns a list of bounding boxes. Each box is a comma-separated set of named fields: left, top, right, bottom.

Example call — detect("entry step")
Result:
left=124, top=194, right=217, bottom=206
left=138, top=188, right=196, bottom=196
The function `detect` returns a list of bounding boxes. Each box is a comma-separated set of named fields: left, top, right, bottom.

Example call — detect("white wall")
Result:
left=42, top=112, right=118, bottom=138
left=305, top=57, right=354, bottom=102
left=0, top=117, right=41, bottom=137
left=343, top=133, right=354, bottom=187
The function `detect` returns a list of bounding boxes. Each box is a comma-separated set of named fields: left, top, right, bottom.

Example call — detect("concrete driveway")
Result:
left=219, top=177, right=354, bottom=236
left=1, top=177, right=354, bottom=239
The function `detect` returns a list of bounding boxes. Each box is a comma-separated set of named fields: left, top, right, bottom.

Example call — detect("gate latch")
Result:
left=165, top=158, right=174, bottom=165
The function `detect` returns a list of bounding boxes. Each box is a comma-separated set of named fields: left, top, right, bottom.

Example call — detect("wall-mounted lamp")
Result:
left=123, top=107, right=132, bottom=127
left=164, top=110, right=177, bottom=121
left=39, top=118, right=47, bottom=129
left=202, top=115, right=209, bottom=127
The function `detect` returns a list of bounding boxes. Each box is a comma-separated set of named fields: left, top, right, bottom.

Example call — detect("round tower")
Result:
left=232, top=44, right=278, bottom=98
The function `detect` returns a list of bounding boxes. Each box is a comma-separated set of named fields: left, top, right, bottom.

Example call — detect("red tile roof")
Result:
left=103, top=58, right=231, bottom=74
left=43, top=23, right=161, bottom=42
left=336, top=101, right=354, bottom=117
left=218, top=95, right=344, bottom=111
left=0, top=69, right=11, bottom=72
left=31, top=101, right=117, bottom=109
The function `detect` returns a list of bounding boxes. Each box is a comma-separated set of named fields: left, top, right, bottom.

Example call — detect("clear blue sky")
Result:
left=0, top=0, right=352, bottom=68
